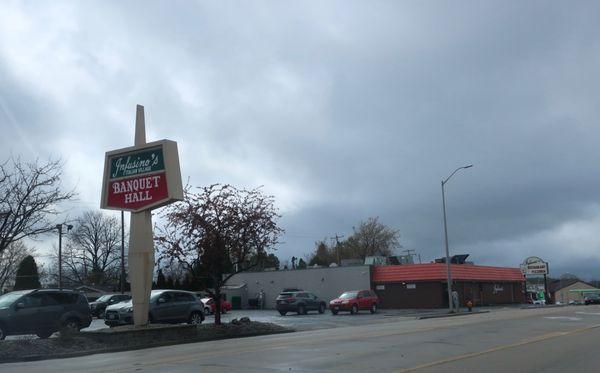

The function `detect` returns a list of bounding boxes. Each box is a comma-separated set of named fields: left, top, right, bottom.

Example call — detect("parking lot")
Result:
left=6, top=305, right=518, bottom=340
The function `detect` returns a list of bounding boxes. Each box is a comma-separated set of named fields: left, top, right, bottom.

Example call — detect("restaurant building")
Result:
left=226, top=261, right=525, bottom=309
left=372, top=263, right=525, bottom=308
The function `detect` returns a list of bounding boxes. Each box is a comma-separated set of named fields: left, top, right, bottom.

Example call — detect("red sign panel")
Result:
left=106, top=171, right=169, bottom=210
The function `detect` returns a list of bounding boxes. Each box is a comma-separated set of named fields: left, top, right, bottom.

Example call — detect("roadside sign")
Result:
left=101, top=140, right=183, bottom=212
left=520, top=256, right=549, bottom=275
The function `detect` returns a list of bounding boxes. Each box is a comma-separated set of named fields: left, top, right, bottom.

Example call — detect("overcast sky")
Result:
left=1, top=1, right=599, bottom=279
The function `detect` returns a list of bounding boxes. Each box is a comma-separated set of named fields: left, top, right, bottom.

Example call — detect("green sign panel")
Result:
left=109, top=147, right=164, bottom=179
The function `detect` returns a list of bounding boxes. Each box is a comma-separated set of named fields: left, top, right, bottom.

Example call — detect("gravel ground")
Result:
left=0, top=321, right=292, bottom=363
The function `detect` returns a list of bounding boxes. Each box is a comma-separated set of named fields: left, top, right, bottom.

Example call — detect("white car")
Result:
left=200, top=297, right=213, bottom=315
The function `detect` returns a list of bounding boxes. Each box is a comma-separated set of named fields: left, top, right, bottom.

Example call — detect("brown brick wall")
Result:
left=375, top=281, right=524, bottom=309
left=374, top=282, right=445, bottom=308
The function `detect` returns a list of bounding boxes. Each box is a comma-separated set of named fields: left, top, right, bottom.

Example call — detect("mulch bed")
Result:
left=0, top=321, right=293, bottom=363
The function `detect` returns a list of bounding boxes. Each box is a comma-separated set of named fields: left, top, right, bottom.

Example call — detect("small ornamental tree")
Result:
left=14, top=255, right=41, bottom=290
left=155, top=184, right=283, bottom=325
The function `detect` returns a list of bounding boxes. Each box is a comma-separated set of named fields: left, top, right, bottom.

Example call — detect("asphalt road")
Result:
left=3, top=305, right=600, bottom=372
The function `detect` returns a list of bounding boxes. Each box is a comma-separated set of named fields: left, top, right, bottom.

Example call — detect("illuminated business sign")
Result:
left=520, top=256, right=549, bottom=276
left=101, top=140, right=183, bottom=212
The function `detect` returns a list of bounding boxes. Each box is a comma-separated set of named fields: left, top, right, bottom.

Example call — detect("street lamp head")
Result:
left=56, top=224, right=62, bottom=230
left=463, top=164, right=473, bottom=169
left=67, top=224, right=73, bottom=231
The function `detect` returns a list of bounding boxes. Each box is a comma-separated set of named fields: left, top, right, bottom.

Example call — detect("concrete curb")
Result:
left=416, top=310, right=490, bottom=320
left=519, top=304, right=567, bottom=310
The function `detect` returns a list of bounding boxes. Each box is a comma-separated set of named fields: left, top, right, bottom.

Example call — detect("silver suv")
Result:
left=104, top=290, right=204, bottom=327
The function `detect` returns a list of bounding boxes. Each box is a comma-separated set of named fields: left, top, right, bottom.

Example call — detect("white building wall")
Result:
left=226, top=266, right=372, bottom=309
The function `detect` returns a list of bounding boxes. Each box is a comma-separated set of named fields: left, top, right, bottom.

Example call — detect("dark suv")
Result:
left=276, top=291, right=327, bottom=316
left=584, top=294, right=600, bottom=305
left=89, top=294, right=131, bottom=317
left=105, top=290, right=204, bottom=326
left=0, top=289, right=92, bottom=340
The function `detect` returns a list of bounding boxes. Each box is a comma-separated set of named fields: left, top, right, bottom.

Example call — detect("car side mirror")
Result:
left=15, top=302, right=25, bottom=310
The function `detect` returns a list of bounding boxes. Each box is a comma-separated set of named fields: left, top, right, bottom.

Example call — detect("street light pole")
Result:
left=56, top=223, right=73, bottom=290
left=442, top=164, right=473, bottom=313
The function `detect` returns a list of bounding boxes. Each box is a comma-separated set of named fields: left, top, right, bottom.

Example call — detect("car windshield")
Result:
left=339, top=292, right=358, bottom=299
left=279, top=292, right=296, bottom=298
left=96, top=295, right=112, bottom=302
left=150, top=291, right=166, bottom=302
left=0, top=292, right=26, bottom=308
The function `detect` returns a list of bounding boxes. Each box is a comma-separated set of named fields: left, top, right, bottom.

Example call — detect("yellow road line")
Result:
left=394, top=323, right=600, bottom=372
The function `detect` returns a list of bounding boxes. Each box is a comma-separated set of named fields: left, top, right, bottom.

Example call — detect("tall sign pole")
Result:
left=120, top=210, right=125, bottom=294
left=101, top=105, right=183, bottom=327
left=129, top=106, right=154, bottom=326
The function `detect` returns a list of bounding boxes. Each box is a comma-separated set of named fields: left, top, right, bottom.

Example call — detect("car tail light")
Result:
left=288, top=297, right=296, bottom=302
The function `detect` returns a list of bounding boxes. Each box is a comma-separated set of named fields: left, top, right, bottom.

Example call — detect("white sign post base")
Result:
left=129, top=210, right=154, bottom=326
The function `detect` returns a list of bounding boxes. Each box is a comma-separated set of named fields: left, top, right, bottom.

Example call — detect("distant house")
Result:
left=74, top=285, right=119, bottom=302
left=548, top=279, right=599, bottom=304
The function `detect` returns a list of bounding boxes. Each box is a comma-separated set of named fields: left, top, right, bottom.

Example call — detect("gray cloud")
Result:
left=1, top=1, right=599, bottom=278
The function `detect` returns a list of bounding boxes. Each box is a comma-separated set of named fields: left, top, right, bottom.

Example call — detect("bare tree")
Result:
left=341, top=217, right=401, bottom=259
left=155, top=184, right=283, bottom=325
left=61, top=211, right=123, bottom=287
left=0, top=157, right=75, bottom=256
left=0, top=241, right=31, bottom=291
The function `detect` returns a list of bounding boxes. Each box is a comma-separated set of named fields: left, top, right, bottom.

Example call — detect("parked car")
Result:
left=89, top=294, right=131, bottom=317
left=276, top=291, right=327, bottom=316
left=329, top=290, right=379, bottom=315
left=0, top=289, right=92, bottom=340
left=104, top=290, right=204, bottom=327
left=584, top=294, right=600, bottom=305
left=200, top=297, right=232, bottom=315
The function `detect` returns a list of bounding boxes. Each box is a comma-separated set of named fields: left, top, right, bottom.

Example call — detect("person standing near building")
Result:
left=452, top=290, right=460, bottom=312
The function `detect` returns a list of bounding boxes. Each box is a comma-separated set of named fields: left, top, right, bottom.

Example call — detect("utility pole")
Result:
left=402, top=249, right=417, bottom=264
left=330, top=234, right=344, bottom=264
left=121, top=210, right=125, bottom=294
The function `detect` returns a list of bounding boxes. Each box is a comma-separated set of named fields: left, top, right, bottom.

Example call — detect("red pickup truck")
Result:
left=329, top=290, right=379, bottom=315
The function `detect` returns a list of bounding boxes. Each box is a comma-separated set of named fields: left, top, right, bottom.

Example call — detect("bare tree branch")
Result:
left=0, top=156, right=76, bottom=256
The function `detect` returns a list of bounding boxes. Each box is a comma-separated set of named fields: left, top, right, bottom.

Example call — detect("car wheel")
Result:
left=318, top=303, right=326, bottom=314
left=0, top=323, right=6, bottom=340
left=331, top=309, right=338, bottom=315
left=61, top=319, right=80, bottom=335
left=351, top=304, right=358, bottom=315
left=189, top=312, right=203, bottom=325
left=36, top=330, right=54, bottom=339
left=278, top=310, right=287, bottom=316
left=370, top=303, right=377, bottom=314
left=298, top=304, right=306, bottom=315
